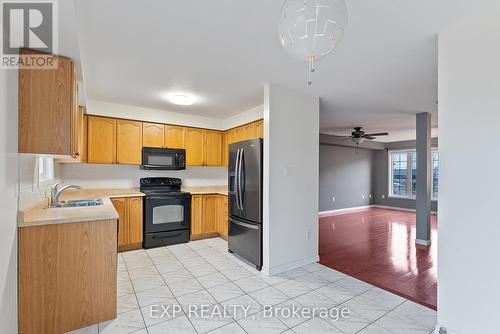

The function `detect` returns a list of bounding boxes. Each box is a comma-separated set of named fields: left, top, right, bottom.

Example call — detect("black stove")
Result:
left=140, top=177, right=191, bottom=248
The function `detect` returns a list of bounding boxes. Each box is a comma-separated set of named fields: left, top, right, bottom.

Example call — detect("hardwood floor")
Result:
left=319, top=207, right=437, bottom=310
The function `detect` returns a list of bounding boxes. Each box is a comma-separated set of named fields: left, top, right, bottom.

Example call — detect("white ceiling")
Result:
left=74, top=0, right=496, bottom=141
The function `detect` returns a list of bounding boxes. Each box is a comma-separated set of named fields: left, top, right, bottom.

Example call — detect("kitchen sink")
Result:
left=50, top=198, right=103, bottom=208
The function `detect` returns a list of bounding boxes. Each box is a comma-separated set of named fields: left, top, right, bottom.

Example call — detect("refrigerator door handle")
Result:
left=235, top=148, right=241, bottom=210
left=238, top=148, right=244, bottom=211
left=231, top=219, right=259, bottom=230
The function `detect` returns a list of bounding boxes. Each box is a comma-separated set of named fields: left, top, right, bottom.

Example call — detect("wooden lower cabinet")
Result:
left=217, top=195, right=229, bottom=239
left=111, top=196, right=143, bottom=251
left=190, top=194, right=228, bottom=240
left=18, top=220, right=117, bottom=334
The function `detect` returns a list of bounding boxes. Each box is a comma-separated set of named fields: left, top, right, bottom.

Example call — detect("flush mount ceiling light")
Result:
left=279, top=0, right=348, bottom=85
left=168, top=94, right=195, bottom=106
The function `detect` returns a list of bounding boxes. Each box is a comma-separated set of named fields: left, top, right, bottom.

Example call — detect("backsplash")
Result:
left=58, top=163, right=228, bottom=189
left=18, top=154, right=61, bottom=210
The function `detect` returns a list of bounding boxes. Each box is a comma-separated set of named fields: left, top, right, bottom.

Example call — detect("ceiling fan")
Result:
left=343, top=127, right=389, bottom=146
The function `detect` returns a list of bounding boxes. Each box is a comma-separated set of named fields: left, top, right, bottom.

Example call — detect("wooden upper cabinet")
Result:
left=222, top=132, right=229, bottom=166
left=87, top=116, right=117, bottom=164
left=111, top=197, right=128, bottom=251
left=185, top=128, right=205, bottom=166
left=127, top=197, right=143, bottom=247
left=117, top=120, right=143, bottom=165
left=18, top=49, right=81, bottom=158
left=205, top=130, right=223, bottom=166
left=203, top=195, right=218, bottom=234
left=143, top=122, right=164, bottom=148
left=242, top=123, right=256, bottom=140
left=254, top=120, right=264, bottom=138
left=81, top=113, right=88, bottom=163
left=191, top=195, right=203, bottom=238
left=165, top=125, right=186, bottom=149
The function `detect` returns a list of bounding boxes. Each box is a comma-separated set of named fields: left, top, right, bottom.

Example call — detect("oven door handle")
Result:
left=146, top=196, right=186, bottom=200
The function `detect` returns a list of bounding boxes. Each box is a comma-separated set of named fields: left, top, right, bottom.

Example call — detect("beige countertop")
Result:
left=182, top=186, right=228, bottom=196
left=18, top=188, right=144, bottom=228
left=19, top=187, right=228, bottom=228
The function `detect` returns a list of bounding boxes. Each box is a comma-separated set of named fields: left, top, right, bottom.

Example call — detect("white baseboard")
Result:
left=319, top=205, right=374, bottom=217
left=434, top=324, right=461, bottom=334
left=319, top=205, right=437, bottom=216
left=372, top=205, right=438, bottom=215
left=415, top=239, right=432, bottom=246
left=262, top=255, right=319, bottom=276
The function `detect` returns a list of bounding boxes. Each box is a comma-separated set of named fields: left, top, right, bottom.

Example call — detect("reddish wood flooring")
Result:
left=319, top=208, right=437, bottom=310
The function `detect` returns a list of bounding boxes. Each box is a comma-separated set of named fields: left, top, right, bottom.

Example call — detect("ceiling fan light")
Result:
left=352, top=137, right=364, bottom=145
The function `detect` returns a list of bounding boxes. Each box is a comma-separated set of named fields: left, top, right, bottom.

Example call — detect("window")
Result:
left=432, top=152, right=439, bottom=198
left=389, top=150, right=438, bottom=199
left=38, top=156, right=54, bottom=184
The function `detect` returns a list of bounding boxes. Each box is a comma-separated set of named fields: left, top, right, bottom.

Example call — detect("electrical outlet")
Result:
left=285, top=166, right=294, bottom=177
left=305, top=229, right=311, bottom=240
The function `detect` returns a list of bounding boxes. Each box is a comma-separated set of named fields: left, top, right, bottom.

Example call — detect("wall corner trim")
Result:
left=263, top=255, right=319, bottom=276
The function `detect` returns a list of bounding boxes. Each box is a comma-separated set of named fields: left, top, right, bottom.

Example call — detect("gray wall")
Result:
left=319, top=144, right=374, bottom=211
left=319, top=135, right=438, bottom=212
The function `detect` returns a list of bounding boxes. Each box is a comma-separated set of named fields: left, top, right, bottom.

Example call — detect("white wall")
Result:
left=58, top=163, right=227, bottom=188
left=87, top=100, right=263, bottom=131
left=262, top=83, right=319, bottom=274
left=222, top=105, right=263, bottom=130
left=0, top=68, right=18, bottom=332
left=438, top=14, right=500, bottom=334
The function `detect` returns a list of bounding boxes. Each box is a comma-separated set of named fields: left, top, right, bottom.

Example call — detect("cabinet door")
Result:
left=117, top=120, right=143, bottom=165
left=203, top=195, right=217, bottom=234
left=18, top=50, right=76, bottom=156
left=191, top=195, right=203, bottom=238
left=87, top=116, right=116, bottom=164
left=233, top=126, right=245, bottom=143
left=111, top=198, right=128, bottom=252
left=205, top=130, right=222, bottom=166
left=70, top=67, right=80, bottom=159
left=222, top=132, right=228, bottom=166
left=254, top=120, right=263, bottom=138
left=82, top=114, right=88, bottom=163
left=185, top=128, right=205, bottom=166
left=222, top=196, right=228, bottom=238
left=165, top=125, right=186, bottom=149
left=242, top=123, right=256, bottom=141
left=128, top=197, right=143, bottom=248
left=143, top=122, right=164, bottom=148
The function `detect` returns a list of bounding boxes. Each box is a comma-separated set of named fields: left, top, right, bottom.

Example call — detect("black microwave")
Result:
left=141, top=147, right=186, bottom=170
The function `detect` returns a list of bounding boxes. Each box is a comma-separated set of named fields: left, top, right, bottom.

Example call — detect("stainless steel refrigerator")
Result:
left=228, top=138, right=263, bottom=270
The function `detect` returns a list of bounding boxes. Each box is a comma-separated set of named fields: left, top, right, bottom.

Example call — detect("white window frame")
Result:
left=387, top=149, right=438, bottom=201
left=38, top=156, right=55, bottom=187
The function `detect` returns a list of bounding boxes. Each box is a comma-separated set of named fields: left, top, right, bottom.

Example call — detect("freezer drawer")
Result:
left=228, top=217, right=262, bottom=270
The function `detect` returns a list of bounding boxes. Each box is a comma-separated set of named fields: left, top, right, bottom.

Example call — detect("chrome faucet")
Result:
left=51, top=184, right=82, bottom=207
left=50, top=181, right=64, bottom=205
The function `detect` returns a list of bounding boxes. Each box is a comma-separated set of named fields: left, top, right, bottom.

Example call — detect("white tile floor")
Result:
left=68, top=237, right=437, bottom=334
